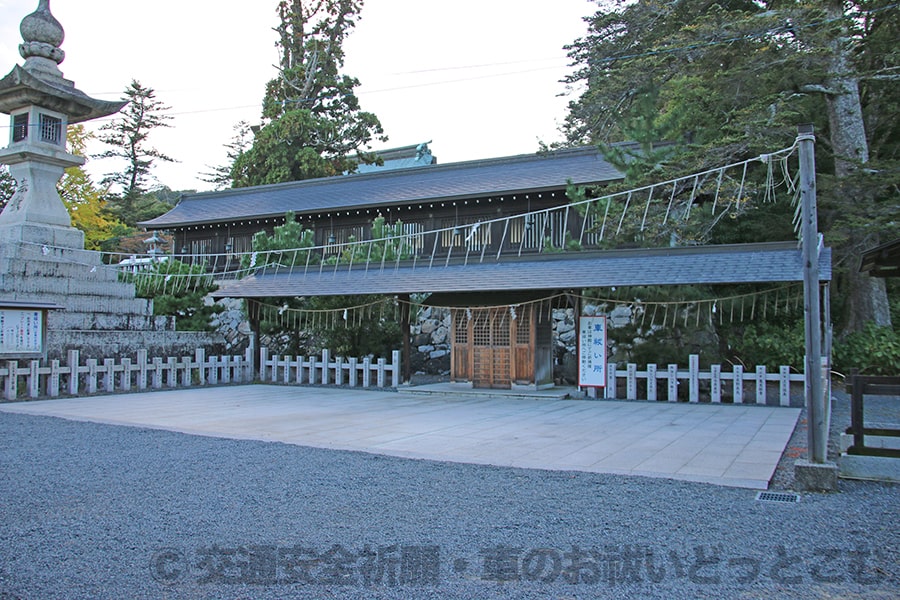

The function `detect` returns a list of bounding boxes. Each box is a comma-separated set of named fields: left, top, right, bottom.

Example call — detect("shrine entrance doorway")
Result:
left=447, top=297, right=554, bottom=389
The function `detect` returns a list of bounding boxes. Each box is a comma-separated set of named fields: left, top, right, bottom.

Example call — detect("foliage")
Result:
left=229, top=0, right=385, bottom=187
left=585, top=285, right=727, bottom=368
left=332, top=214, right=411, bottom=263
left=890, top=280, right=900, bottom=330
left=727, top=320, right=806, bottom=372
left=833, top=323, right=900, bottom=376
left=624, top=326, right=721, bottom=370
left=128, top=259, right=223, bottom=332
left=598, top=86, right=676, bottom=184
left=542, top=231, right=582, bottom=253
left=298, top=294, right=401, bottom=358
left=247, top=212, right=401, bottom=358
left=57, top=125, right=128, bottom=250
left=202, top=121, right=253, bottom=190
left=563, top=1, right=826, bottom=153
left=94, top=227, right=161, bottom=261
left=561, top=0, right=899, bottom=334
left=95, top=80, right=177, bottom=226
left=113, top=187, right=178, bottom=228
left=0, top=166, right=16, bottom=213
left=241, top=211, right=320, bottom=269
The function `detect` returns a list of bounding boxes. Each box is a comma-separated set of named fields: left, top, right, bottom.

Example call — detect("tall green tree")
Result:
left=95, top=79, right=177, bottom=225
left=229, top=0, right=385, bottom=187
left=562, top=0, right=899, bottom=333
left=202, top=120, right=253, bottom=190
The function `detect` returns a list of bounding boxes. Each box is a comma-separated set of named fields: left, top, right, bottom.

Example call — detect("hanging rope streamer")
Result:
left=578, top=283, right=807, bottom=330
left=243, top=281, right=808, bottom=333
left=19, top=141, right=801, bottom=289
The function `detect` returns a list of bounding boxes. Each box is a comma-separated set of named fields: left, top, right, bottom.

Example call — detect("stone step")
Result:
left=0, top=274, right=139, bottom=298
left=0, top=240, right=105, bottom=267
left=0, top=290, right=154, bottom=315
left=55, top=294, right=156, bottom=316
left=0, top=257, right=121, bottom=282
left=48, top=311, right=174, bottom=332
left=404, top=382, right=574, bottom=400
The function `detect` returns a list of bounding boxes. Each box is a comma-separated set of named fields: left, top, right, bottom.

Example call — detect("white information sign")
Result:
left=0, top=308, right=44, bottom=356
left=578, top=315, right=608, bottom=387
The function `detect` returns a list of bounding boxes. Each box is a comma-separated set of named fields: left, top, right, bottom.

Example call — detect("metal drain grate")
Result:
left=756, top=491, right=801, bottom=503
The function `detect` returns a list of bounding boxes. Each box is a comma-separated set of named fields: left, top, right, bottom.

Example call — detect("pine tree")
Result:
left=562, top=0, right=899, bottom=333
left=94, top=80, right=176, bottom=225
left=201, top=121, right=253, bottom=190
left=229, top=0, right=385, bottom=187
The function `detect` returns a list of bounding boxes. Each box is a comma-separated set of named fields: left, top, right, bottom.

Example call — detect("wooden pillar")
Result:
left=248, top=299, right=262, bottom=380
left=798, top=124, right=826, bottom=464
left=400, top=293, right=412, bottom=384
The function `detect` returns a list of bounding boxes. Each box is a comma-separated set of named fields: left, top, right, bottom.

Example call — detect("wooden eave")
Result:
left=212, top=242, right=833, bottom=300
left=859, top=238, right=900, bottom=278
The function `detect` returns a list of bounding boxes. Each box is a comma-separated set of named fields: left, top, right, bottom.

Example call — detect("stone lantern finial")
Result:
left=19, top=0, right=66, bottom=79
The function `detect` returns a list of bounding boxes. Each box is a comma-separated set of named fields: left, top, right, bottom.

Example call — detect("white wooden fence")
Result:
left=591, top=354, right=804, bottom=406
left=2, top=347, right=796, bottom=404
left=260, top=348, right=401, bottom=389
left=1, top=348, right=255, bottom=401
left=0, top=347, right=401, bottom=400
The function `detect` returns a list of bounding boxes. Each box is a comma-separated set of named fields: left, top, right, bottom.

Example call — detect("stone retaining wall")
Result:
left=206, top=298, right=710, bottom=384
left=409, top=306, right=452, bottom=375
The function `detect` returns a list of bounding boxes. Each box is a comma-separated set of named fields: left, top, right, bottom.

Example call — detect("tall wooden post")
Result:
left=248, top=299, right=262, bottom=381
left=798, top=124, right=827, bottom=464
left=400, top=293, right=412, bottom=384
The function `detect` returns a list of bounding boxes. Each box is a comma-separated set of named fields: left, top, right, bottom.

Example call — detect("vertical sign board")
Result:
left=0, top=306, right=48, bottom=358
left=578, top=315, right=608, bottom=388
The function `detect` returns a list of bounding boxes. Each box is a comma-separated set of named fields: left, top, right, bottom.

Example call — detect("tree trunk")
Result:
left=822, top=1, right=891, bottom=331
left=846, top=275, right=892, bottom=331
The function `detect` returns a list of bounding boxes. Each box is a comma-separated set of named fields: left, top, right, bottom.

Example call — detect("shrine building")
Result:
left=142, top=145, right=831, bottom=390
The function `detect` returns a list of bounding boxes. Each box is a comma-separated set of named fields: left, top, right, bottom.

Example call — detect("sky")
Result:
left=0, top=0, right=596, bottom=192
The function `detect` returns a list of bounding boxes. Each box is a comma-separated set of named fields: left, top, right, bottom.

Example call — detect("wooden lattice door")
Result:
left=451, top=309, right=470, bottom=382
left=471, top=308, right=512, bottom=389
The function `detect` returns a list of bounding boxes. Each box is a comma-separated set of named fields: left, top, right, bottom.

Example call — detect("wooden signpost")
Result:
left=0, top=302, right=58, bottom=359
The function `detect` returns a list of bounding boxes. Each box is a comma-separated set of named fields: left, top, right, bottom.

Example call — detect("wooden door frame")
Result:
left=451, top=306, right=537, bottom=388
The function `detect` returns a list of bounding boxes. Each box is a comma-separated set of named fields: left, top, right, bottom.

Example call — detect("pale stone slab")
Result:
left=0, top=385, right=801, bottom=489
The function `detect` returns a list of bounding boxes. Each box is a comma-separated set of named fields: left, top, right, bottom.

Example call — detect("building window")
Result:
left=509, top=211, right=568, bottom=251
left=581, top=210, right=601, bottom=247
left=516, top=305, right=532, bottom=345
left=190, top=238, right=212, bottom=259
left=231, top=234, right=253, bottom=255
left=441, top=218, right=491, bottom=251
left=12, top=113, right=29, bottom=142
left=323, top=224, right=367, bottom=256
left=40, top=114, right=63, bottom=145
left=454, top=310, right=468, bottom=345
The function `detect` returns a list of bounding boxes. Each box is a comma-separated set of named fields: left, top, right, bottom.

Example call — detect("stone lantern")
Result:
left=0, top=0, right=125, bottom=249
left=0, top=2, right=224, bottom=362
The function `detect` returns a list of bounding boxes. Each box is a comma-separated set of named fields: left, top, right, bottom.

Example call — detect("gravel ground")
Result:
left=1, top=390, right=898, bottom=599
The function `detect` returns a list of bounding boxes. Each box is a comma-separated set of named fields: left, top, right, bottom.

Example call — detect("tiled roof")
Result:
left=859, top=238, right=900, bottom=278
left=355, top=142, right=436, bottom=173
left=211, top=242, right=832, bottom=299
left=141, top=146, right=623, bottom=228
